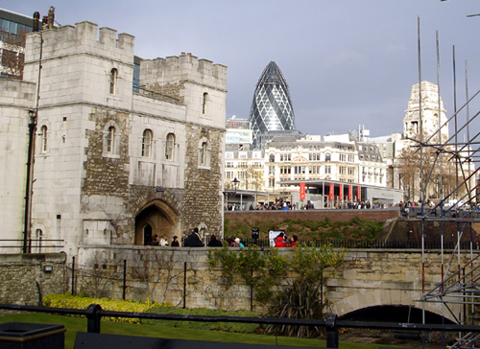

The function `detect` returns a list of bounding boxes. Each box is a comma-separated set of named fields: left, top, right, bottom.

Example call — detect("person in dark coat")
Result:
left=171, top=236, right=179, bottom=247
left=207, top=234, right=223, bottom=247
left=183, top=228, right=204, bottom=247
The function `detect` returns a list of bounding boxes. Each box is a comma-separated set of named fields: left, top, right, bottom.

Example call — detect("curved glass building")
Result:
left=249, top=61, right=297, bottom=149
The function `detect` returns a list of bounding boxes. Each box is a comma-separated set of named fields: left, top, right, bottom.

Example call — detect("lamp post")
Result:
left=231, top=178, right=240, bottom=211
left=231, top=177, right=240, bottom=193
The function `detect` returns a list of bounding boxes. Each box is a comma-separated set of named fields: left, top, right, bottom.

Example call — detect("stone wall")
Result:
left=73, top=246, right=471, bottom=320
left=0, top=253, right=67, bottom=305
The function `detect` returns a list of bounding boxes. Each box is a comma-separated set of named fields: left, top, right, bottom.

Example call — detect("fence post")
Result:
left=325, top=314, right=339, bottom=349
left=123, top=259, right=127, bottom=300
left=183, top=261, right=187, bottom=309
left=86, top=304, right=102, bottom=333
left=71, top=256, right=75, bottom=296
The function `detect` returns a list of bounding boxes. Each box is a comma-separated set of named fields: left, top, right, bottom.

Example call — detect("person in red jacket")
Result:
left=274, top=232, right=288, bottom=247
left=289, top=235, right=298, bottom=247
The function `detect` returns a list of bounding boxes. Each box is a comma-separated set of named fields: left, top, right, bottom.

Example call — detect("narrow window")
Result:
left=106, top=126, right=115, bottom=154
left=202, top=92, right=208, bottom=114
left=109, top=68, right=118, bottom=95
left=142, top=129, right=152, bottom=157
left=165, top=133, right=175, bottom=160
left=199, top=141, right=207, bottom=165
left=325, top=152, right=331, bottom=162
left=35, top=229, right=43, bottom=253
left=40, top=125, right=47, bottom=152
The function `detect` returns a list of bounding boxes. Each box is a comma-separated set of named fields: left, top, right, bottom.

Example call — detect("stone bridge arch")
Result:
left=325, top=250, right=464, bottom=324
left=328, top=288, right=458, bottom=323
left=134, top=199, right=180, bottom=245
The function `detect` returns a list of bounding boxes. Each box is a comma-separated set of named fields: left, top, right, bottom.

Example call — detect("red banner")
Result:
left=339, top=184, right=343, bottom=200
left=299, top=182, right=306, bottom=200
left=329, top=183, right=334, bottom=200
left=357, top=186, right=361, bottom=201
left=348, top=185, right=352, bottom=200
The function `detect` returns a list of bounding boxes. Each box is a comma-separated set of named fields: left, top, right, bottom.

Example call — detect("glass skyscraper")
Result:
left=249, top=61, right=297, bottom=149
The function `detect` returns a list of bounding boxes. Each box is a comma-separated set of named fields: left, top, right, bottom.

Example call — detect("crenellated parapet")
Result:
left=140, top=52, right=227, bottom=91
left=24, top=21, right=135, bottom=66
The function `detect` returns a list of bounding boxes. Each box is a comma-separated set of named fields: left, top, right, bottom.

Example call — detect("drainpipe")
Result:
left=23, top=111, right=37, bottom=253
left=23, top=20, right=43, bottom=253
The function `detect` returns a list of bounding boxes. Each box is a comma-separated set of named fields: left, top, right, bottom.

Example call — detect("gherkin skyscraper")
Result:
left=249, top=61, right=296, bottom=149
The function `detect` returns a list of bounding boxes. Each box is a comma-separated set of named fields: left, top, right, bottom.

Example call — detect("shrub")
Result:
left=43, top=294, right=171, bottom=323
left=266, top=279, right=327, bottom=338
left=142, top=307, right=260, bottom=333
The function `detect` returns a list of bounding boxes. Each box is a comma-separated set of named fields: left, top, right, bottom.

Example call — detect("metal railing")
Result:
left=0, top=239, right=64, bottom=252
left=1, top=303, right=479, bottom=348
left=240, top=238, right=476, bottom=250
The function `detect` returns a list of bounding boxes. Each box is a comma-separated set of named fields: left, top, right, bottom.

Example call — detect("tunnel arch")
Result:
left=338, top=305, right=456, bottom=324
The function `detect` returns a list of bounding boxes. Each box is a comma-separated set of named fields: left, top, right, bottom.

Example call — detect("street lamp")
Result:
left=231, top=177, right=240, bottom=193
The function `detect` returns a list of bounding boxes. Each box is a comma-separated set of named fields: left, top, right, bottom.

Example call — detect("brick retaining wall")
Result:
left=225, top=209, right=399, bottom=224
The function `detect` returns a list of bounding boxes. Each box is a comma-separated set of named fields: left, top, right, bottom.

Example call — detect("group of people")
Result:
left=150, top=234, right=179, bottom=247
left=150, top=229, right=301, bottom=248
left=273, top=232, right=298, bottom=248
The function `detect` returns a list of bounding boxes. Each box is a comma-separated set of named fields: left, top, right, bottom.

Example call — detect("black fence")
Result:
left=0, top=303, right=479, bottom=349
left=241, top=238, right=477, bottom=250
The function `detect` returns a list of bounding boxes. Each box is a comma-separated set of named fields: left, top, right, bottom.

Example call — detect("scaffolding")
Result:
left=409, top=17, right=480, bottom=349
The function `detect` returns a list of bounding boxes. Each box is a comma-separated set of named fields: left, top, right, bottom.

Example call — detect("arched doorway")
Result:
left=134, top=201, right=178, bottom=245
left=143, top=224, right=152, bottom=245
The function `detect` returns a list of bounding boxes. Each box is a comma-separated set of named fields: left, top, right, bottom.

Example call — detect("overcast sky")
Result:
left=4, top=0, right=480, bottom=139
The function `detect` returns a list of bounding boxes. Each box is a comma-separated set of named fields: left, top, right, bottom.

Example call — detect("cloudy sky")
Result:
left=4, top=0, right=480, bottom=139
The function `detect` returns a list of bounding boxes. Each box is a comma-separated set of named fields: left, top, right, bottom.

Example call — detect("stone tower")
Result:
left=17, top=21, right=227, bottom=257
left=403, top=81, right=448, bottom=143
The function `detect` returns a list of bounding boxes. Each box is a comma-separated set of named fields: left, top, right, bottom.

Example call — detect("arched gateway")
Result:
left=134, top=200, right=179, bottom=245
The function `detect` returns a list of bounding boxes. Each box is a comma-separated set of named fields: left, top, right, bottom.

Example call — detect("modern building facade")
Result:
left=0, top=8, right=34, bottom=79
left=249, top=61, right=298, bottom=149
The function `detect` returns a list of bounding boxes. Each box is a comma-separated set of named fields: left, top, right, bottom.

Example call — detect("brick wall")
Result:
left=224, top=209, right=399, bottom=224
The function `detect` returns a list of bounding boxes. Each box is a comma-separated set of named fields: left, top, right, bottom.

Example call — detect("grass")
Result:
left=0, top=313, right=384, bottom=349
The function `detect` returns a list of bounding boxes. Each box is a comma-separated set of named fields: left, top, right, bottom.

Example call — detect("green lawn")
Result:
left=0, top=313, right=382, bottom=349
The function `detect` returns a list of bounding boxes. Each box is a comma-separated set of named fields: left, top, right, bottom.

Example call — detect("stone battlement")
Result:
left=25, top=21, right=135, bottom=65
left=140, top=52, right=227, bottom=90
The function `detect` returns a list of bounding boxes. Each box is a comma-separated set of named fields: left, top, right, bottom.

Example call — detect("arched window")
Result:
left=269, top=154, right=275, bottom=162
left=40, top=125, right=47, bottom=153
left=165, top=133, right=175, bottom=160
left=142, top=129, right=152, bottom=157
left=202, top=92, right=208, bottom=114
left=199, top=141, right=208, bottom=166
left=106, top=126, right=116, bottom=154
left=35, top=229, right=43, bottom=253
left=325, top=152, right=331, bottom=162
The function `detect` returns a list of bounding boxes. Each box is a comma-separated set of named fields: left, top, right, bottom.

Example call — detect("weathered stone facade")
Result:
left=0, top=79, right=35, bottom=252
left=1, top=20, right=227, bottom=264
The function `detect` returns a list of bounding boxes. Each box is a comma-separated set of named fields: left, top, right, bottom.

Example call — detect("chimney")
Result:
left=48, top=6, right=55, bottom=29
left=33, top=11, right=40, bottom=32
